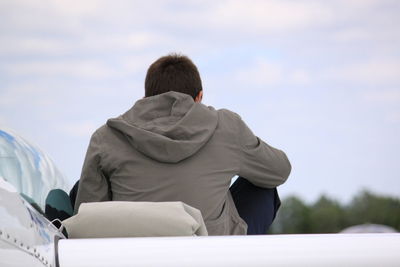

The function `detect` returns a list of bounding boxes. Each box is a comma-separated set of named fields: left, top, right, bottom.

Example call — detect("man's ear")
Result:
left=195, top=90, right=203, bottom=103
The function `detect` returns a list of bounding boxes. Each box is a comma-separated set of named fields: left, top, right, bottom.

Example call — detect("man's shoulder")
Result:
left=213, top=108, right=246, bottom=133
left=217, top=108, right=248, bottom=129
left=91, top=124, right=106, bottom=136
left=216, top=108, right=242, bottom=121
left=90, top=124, right=112, bottom=140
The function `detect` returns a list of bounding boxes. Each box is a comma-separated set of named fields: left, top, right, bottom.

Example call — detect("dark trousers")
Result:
left=230, top=177, right=281, bottom=235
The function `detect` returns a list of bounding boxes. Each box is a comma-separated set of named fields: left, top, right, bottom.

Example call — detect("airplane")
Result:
left=1, top=127, right=399, bottom=266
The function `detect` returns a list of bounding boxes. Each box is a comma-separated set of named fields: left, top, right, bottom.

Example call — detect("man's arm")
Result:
left=237, top=117, right=291, bottom=188
left=74, top=130, right=111, bottom=214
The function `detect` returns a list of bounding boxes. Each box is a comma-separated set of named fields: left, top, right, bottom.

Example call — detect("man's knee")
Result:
left=230, top=177, right=281, bottom=234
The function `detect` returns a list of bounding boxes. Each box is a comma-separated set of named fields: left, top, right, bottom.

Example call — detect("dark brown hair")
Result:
left=145, top=53, right=203, bottom=99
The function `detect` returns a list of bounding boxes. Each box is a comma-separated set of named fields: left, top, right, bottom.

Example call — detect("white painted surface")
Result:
left=0, top=241, right=44, bottom=267
left=0, top=178, right=65, bottom=267
left=58, top=233, right=400, bottom=267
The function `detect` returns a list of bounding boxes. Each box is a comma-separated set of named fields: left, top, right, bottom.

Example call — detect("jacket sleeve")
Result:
left=237, top=117, right=291, bottom=188
left=74, top=130, right=111, bottom=214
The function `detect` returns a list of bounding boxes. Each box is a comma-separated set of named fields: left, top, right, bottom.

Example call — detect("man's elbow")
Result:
left=274, top=151, right=292, bottom=185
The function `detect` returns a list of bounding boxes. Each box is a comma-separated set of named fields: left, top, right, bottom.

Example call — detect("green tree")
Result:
left=269, top=195, right=310, bottom=234
left=346, top=190, right=400, bottom=231
left=308, top=195, right=345, bottom=233
left=269, top=190, right=400, bottom=234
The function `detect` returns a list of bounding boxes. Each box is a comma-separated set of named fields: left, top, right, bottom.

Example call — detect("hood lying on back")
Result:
left=107, top=91, right=218, bottom=163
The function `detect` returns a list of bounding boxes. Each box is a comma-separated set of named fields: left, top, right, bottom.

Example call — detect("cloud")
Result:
left=57, top=121, right=98, bottom=138
left=233, top=59, right=311, bottom=88
left=235, top=60, right=283, bottom=86
left=0, top=37, right=71, bottom=55
left=289, top=70, right=311, bottom=85
left=362, top=88, right=400, bottom=124
left=0, top=83, right=56, bottom=108
left=1, top=32, right=171, bottom=56
left=325, top=60, right=400, bottom=85
left=209, top=0, right=334, bottom=33
left=385, top=111, right=400, bottom=123
left=0, top=0, right=384, bottom=39
left=0, top=115, right=8, bottom=126
left=331, top=28, right=375, bottom=43
left=363, top=88, right=400, bottom=104
left=2, top=60, right=122, bottom=79
left=2, top=0, right=398, bottom=62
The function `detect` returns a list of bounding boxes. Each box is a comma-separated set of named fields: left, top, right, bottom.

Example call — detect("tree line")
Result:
left=269, top=190, right=400, bottom=234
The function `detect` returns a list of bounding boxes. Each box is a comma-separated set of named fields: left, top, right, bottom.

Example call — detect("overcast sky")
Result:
left=1, top=0, right=399, bottom=203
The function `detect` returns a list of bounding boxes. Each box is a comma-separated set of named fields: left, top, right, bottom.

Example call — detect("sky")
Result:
left=1, top=0, right=399, bottom=203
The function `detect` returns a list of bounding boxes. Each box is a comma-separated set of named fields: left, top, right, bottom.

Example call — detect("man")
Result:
left=74, top=54, right=291, bottom=235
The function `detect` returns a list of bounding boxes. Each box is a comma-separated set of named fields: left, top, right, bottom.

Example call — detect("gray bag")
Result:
left=62, top=201, right=208, bottom=238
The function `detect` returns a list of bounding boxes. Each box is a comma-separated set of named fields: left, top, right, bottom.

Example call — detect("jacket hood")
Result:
left=107, top=91, right=218, bottom=163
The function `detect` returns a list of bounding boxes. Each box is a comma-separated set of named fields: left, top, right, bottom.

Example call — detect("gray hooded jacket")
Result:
left=75, top=91, right=291, bottom=235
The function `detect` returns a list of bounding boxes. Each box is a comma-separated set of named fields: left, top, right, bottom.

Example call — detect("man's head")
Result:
left=145, top=54, right=203, bottom=102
